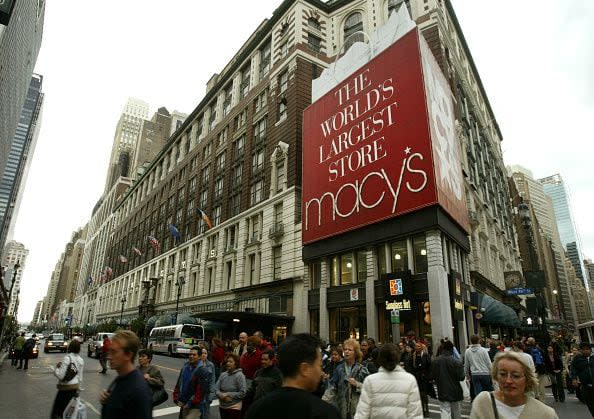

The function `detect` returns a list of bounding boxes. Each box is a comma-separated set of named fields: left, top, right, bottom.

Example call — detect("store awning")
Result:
left=479, top=294, right=521, bottom=328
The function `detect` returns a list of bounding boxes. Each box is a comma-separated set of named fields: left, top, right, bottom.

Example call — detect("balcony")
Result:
left=248, top=235, right=261, bottom=245
left=269, top=222, right=284, bottom=239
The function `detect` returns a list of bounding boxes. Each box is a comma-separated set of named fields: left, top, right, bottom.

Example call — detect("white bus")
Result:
left=148, top=324, right=205, bottom=356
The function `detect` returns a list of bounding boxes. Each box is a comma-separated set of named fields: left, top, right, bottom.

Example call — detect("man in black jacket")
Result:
left=246, top=349, right=283, bottom=403
left=21, top=334, right=37, bottom=370
left=570, top=342, right=594, bottom=417
left=432, top=340, right=464, bottom=419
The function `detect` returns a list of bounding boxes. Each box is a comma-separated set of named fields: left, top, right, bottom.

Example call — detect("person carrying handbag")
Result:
left=137, top=349, right=167, bottom=407
left=52, top=340, right=85, bottom=419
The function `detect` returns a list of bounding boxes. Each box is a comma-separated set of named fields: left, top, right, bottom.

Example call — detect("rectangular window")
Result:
left=252, top=149, right=264, bottom=173
left=240, top=64, right=251, bottom=99
left=235, top=109, right=247, bottom=129
left=232, top=164, right=243, bottom=188
left=309, top=261, right=321, bottom=289
left=199, top=189, right=208, bottom=208
left=254, top=118, right=267, bottom=143
left=223, top=84, right=232, bottom=116
left=187, top=199, right=194, bottom=218
left=250, top=180, right=264, bottom=205
left=225, top=261, right=233, bottom=290
left=212, top=205, right=221, bottom=226
left=249, top=254, right=257, bottom=285
left=278, top=100, right=287, bottom=122
left=412, top=235, right=428, bottom=273
left=189, top=177, right=197, bottom=194
left=208, top=103, right=217, bottom=130
left=259, top=40, right=271, bottom=79
left=216, top=152, right=226, bottom=174
left=204, top=142, right=212, bottom=158
left=230, top=193, right=241, bottom=216
left=276, top=161, right=285, bottom=192
left=341, top=253, right=354, bottom=285
left=233, top=136, right=245, bottom=159
left=279, top=71, right=288, bottom=93
left=308, top=33, right=322, bottom=52
left=391, top=240, right=408, bottom=272
left=214, top=178, right=224, bottom=199
left=279, top=42, right=288, bottom=58
left=255, top=90, right=268, bottom=113
left=201, top=166, right=210, bottom=185
left=273, top=246, right=282, bottom=280
left=356, top=251, right=367, bottom=282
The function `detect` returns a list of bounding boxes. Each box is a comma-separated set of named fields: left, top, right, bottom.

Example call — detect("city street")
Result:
left=1, top=346, right=590, bottom=419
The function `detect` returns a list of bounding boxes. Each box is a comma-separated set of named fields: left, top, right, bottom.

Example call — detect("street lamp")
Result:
left=120, top=296, right=127, bottom=326
left=174, top=276, right=185, bottom=325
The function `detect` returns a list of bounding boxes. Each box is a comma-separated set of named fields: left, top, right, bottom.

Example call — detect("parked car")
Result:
left=44, top=333, right=68, bottom=353
left=88, top=333, right=115, bottom=358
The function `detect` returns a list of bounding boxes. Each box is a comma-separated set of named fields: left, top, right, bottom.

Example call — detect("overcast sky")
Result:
left=13, top=0, right=594, bottom=322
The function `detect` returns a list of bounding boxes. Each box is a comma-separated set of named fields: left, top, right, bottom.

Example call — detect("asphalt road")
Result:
left=0, top=345, right=591, bottom=418
left=0, top=344, right=220, bottom=418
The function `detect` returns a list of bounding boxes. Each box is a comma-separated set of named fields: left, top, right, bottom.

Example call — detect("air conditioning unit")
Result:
left=210, top=249, right=217, bottom=258
left=180, top=261, right=186, bottom=269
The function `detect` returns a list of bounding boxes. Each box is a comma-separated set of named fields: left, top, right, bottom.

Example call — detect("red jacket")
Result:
left=240, top=349, right=262, bottom=380
left=102, top=338, right=111, bottom=354
left=212, top=347, right=226, bottom=368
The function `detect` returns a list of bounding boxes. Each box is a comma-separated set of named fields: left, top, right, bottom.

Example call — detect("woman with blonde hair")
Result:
left=323, top=338, right=369, bottom=419
left=470, top=351, right=558, bottom=419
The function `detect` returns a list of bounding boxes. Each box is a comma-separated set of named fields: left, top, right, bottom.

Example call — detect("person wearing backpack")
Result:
left=525, top=337, right=546, bottom=401
left=52, top=339, right=84, bottom=419
left=21, top=334, right=37, bottom=370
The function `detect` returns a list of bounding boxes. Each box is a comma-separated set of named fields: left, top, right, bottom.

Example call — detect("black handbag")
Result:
left=61, top=356, right=78, bottom=382
left=152, top=388, right=168, bottom=406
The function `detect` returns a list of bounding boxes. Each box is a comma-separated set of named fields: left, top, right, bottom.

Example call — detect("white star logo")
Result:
left=404, top=147, right=411, bottom=155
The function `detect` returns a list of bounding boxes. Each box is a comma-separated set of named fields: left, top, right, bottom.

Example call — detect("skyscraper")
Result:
left=0, top=74, right=44, bottom=251
left=539, top=174, right=588, bottom=290
left=103, top=98, right=149, bottom=192
left=0, top=0, right=45, bottom=178
left=1, top=240, right=29, bottom=316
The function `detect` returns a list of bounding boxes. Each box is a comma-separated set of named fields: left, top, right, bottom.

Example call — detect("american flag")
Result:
left=133, top=247, right=143, bottom=256
left=119, top=254, right=128, bottom=263
left=148, top=235, right=161, bottom=254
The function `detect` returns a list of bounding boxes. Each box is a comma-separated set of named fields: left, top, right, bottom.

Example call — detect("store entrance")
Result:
left=328, top=306, right=367, bottom=344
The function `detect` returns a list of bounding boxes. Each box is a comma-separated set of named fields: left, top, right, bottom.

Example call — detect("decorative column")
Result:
left=426, top=229, right=453, bottom=353
left=319, top=259, right=330, bottom=343
left=365, top=249, right=378, bottom=340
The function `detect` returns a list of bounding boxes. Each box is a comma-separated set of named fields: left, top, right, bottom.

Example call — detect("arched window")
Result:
left=308, top=17, right=321, bottom=31
left=343, top=12, right=364, bottom=51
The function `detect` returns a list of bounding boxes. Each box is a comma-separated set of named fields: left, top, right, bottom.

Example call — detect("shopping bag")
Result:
left=460, top=379, right=470, bottom=400
left=152, top=388, right=169, bottom=406
left=63, top=396, right=87, bottom=419
left=540, top=374, right=552, bottom=387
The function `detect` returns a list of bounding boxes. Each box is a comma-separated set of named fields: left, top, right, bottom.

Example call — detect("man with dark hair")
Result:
left=246, top=333, right=340, bottom=419
left=100, top=330, right=152, bottom=419
left=432, top=340, right=464, bottom=419
left=570, top=342, right=594, bottom=417
left=246, top=349, right=283, bottom=403
left=173, top=346, right=212, bottom=418
left=22, top=334, right=37, bottom=370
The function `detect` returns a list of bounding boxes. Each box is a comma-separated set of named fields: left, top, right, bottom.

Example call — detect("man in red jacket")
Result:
left=240, top=336, right=263, bottom=382
left=100, top=334, right=111, bottom=374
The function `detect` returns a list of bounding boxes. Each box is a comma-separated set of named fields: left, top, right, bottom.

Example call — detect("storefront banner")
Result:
left=383, top=271, right=413, bottom=312
left=449, top=272, right=464, bottom=321
left=302, top=29, right=469, bottom=245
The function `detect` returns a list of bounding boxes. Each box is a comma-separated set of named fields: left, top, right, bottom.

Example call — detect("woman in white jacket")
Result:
left=354, top=343, right=423, bottom=419
left=51, top=339, right=85, bottom=419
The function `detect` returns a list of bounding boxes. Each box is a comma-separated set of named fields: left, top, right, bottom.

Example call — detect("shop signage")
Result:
left=350, top=288, right=359, bottom=301
left=386, top=299, right=412, bottom=310
left=302, top=28, right=469, bottom=245
left=449, top=271, right=464, bottom=321
left=383, top=271, right=412, bottom=312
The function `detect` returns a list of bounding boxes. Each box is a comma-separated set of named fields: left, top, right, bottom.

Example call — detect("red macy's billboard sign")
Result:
left=302, top=29, right=469, bottom=245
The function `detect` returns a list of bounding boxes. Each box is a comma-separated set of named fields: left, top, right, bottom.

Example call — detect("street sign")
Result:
left=506, top=287, right=534, bottom=296
left=391, top=309, right=400, bottom=324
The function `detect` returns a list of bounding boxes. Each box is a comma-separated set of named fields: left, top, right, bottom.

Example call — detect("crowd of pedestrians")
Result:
left=6, top=328, right=594, bottom=418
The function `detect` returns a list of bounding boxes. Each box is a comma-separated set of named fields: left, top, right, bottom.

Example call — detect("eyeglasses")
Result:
left=497, top=371, right=525, bottom=381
